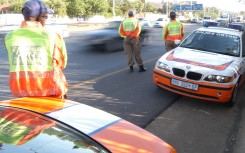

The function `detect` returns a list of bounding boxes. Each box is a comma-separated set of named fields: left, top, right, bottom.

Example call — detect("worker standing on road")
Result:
left=162, top=12, right=184, bottom=52
left=119, top=10, right=146, bottom=72
left=4, top=0, right=68, bottom=98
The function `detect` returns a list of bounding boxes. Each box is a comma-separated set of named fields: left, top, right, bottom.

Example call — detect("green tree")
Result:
left=9, top=0, right=24, bottom=13
left=117, top=0, right=132, bottom=16
left=144, top=2, right=157, bottom=13
left=83, top=0, right=110, bottom=19
left=66, top=0, right=86, bottom=18
left=0, top=0, right=8, bottom=5
left=46, top=0, right=67, bottom=17
left=133, top=0, right=143, bottom=13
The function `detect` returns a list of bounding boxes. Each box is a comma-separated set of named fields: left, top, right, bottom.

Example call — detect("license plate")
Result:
left=171, top=79, right=198, bottom=91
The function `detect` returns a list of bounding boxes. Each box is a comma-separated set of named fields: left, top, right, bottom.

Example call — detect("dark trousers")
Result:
left=165, top=40, right=178, bottom=52
left=123, top=37, right=143, bottom=66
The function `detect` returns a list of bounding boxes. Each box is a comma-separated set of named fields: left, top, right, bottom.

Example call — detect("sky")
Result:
left=147, top=0, right=245, bottom=13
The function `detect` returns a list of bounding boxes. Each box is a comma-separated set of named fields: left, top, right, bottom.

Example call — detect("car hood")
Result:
left=160, top=47, right=238, bottom=71
left=0, top=97, right=176, bottom=153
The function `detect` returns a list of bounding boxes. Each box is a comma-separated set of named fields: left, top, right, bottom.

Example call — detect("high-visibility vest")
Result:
left=119, top=17, right=141, bottom=38
left=163, top=21, right=184, bottom=41
left=4, top=27, right=68, bottom=97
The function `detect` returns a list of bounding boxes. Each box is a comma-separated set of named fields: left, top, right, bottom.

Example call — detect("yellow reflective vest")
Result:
left=119, top=17, right=141, bottom=38
left=4, top=21, right=68, bottom=97
left=162, top=20, right=184, bottom=41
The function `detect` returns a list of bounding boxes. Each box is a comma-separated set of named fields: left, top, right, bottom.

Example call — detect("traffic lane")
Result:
left=233, top=85, right=245, bottom=153
left=0, top=39, right=15, bottom=100
left=64, top=39, right=180, bottom=128
left=62, top=24, right=200, bottom=128
left=146, top=78, right=244, bottom=152
left=63, top=27, right=166, bottom=87
left=92, top=59, right=180, bottom=128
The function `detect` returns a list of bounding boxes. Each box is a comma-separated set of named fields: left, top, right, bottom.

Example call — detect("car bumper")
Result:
left=154, top=25, right=163, bottom=28
left=153, top=69, right=235, bottom=103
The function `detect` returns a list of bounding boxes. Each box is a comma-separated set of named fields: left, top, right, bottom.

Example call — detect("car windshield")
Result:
left=0, top=106, right=110, bottom=153
left=180, top=30, right=240, bottom=57
left=204, top=17, right=211, bottom=19
left=157, top=18, right=163, bottom=21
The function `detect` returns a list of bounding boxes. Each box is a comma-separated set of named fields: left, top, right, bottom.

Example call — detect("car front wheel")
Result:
left=227, top=81, right=239, bottom=107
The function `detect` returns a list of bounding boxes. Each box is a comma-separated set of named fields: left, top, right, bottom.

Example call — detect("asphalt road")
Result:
left=0, top=24, right=244, bottom=153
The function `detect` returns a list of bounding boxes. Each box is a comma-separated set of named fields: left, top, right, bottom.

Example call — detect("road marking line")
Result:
left=70, top=56, right=161, bottom=89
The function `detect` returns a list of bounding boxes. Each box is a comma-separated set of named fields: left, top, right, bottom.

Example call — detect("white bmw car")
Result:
left=153, top=23, right=245, bottom=106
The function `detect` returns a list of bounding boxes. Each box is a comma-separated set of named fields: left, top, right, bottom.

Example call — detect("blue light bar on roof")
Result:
left=227, top=24, right=243, bottom=31
left=203, top=21, right=220, bottom=27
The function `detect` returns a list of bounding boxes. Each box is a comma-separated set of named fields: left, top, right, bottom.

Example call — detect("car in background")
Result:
left=202, top=16, right=214, bottom=25
left=0, top=97, right=177, bottom=153
left=178, top=16, right=188, bottom=23
left=216, top=19, right=227, bottom=27
left=153, top=22, right=245, bottom=106
left=138, top=17, right=154, bottom=28
left=154, top=17, right=170, bottom=28
left=87, top=20, right=149, bottom=52
left=191, top=19, right=202, bottom=24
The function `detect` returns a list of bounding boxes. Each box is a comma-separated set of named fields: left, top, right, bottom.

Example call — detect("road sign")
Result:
left=193, top=4, right=203, bottom=10
left=173, top=5, right=181, bottom=11
left=181, top=4, right=192, bottom=10
left=172, top=4, right=203, bottom=11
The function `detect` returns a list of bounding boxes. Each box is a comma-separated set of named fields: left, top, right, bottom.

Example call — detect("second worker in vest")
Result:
left=162, top=12, right=184, bottom=52
left=4, top=0, right=68, bottom=98
left=119, top=11, right=146, bottom=72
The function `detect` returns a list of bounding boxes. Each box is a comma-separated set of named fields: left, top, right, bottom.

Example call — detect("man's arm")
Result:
left=181, top=23, right=184, bottom=38
left=162, top=25, right=168, bottom=41
left=53, top=33, right=67, bottom=69
left=118, top=22, right=126, bottom=38
left=135, top=20, right=141, bottom=38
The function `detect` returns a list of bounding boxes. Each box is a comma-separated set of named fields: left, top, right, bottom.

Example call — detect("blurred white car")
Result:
left=138, top=17, right=154, bottom=28
left=202, top=16, right=214, bottom=25
left=154, top=17, right=170, bottom=28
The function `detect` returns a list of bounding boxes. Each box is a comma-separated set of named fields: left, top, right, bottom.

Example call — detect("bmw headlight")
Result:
left=204, top=75, right=233, bottom=83
left=156, top=61, right=170, bottom=72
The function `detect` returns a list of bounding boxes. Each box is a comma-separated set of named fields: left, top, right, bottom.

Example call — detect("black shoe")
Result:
left=139, top=65, right=146, bottom=72
left=129, top=66, right=134, bottom=72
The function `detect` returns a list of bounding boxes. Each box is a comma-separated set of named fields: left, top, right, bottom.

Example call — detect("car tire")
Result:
left=227, top=80, right=240, bottom=107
